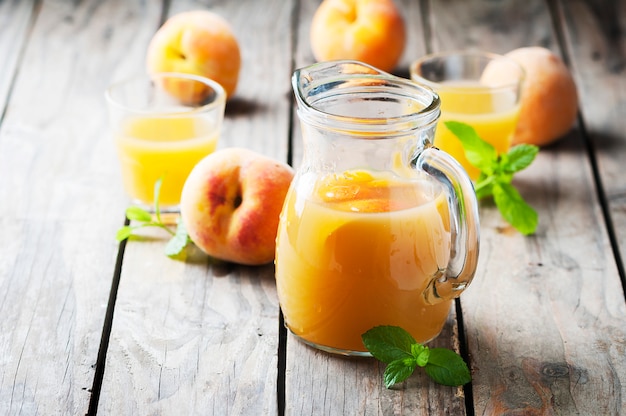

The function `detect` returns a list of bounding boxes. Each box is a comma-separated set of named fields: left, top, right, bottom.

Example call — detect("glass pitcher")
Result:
left=275, top=60, right=480, bottom=356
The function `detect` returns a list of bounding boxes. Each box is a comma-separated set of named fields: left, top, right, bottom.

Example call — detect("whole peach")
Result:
left=146, top=10, right=241, bottom=99
left=180, top=148, right=294, bottom=266
left=504, top=47, right=578, bottom=146
left=310, top=0, right=406, bottom=73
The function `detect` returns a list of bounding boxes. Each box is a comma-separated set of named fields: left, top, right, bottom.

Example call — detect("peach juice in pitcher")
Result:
left=276, top=60, right=480, bottom=356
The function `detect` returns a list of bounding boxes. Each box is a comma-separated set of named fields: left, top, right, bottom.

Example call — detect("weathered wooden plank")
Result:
left=429, top=0, right=554, bottom=55
left=97, top=0, right=294, bottom=414
left=0, top=0, right=144, bottom=414
left=284, top=1, right=467, bottom=414
left=0, top=0, right=36, bottom=111
left=426, top=0, right=626, bottom=414
left=559, top=0, right=626, bottom=285
left=100, top=237, right=281, bottom=415
left=285, top=313, right=466, bottom=415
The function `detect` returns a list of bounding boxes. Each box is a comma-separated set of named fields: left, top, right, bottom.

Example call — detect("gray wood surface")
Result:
left=0, top=0, right=624, bottom=415
left=561, top=0, right=626, bottom=279
left=0, top=0, right=136, bottom=414
left=0, top=0, right=35, bottom=110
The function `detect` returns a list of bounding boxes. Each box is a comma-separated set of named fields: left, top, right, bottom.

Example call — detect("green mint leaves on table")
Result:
left=362, top=326, right=471, bottom=388
left=445, top=121, right=539, bottom=235
left=115, top=177, right=191, bottom=258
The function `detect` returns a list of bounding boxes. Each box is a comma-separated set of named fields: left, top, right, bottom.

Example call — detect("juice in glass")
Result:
left=411, top=51, right=524, bottom=179
left=116, top=116, right=218, bottom=206
left=275, top=170, right=457, bottom=353
left=106, top=72, right=226, bottom=209
left=435, top=81, right=520, bottom=179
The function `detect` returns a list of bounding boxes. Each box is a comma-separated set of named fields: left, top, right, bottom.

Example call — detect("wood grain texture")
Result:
left=97, top=0, right=294, bottom=414
left=100, top=236, right=280, bottom=415
left=559, top=0, right=626, bottom=281
left=398, top=0, right=428, bottom=67
left=0, top=0, right=142, bottom=414
left=285, top=313, right=466, bottom=415
left=428, top=0, right=555, bottom=54
left=0, top=0, right=35, bottom=111
left=425, top=0, right=626, bottom=414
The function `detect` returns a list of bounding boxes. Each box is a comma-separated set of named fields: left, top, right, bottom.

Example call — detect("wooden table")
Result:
left=1, top=0, right=625, bottom=414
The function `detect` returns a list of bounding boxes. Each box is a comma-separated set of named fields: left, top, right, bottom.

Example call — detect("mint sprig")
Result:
left=362, top=325, right=471, bottom=388
left=165, top=220, right=191, bottom=258
left=116, top=177, right=191, bottom=257
left=445, top=121, right=539, bottom=235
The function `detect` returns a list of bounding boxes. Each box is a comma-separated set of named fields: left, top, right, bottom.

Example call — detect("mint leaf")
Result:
left=125, top=206, right=153, bottom=222
left=424, top=348, right=471, bottom=386
left=446, top=120, right=539, bottom=235
left=361, top=326, right=415, bottom=364
left=153, top=177, right=164, bottom=224
left=384, top=358, right=417, bottom=388
left=444, top=121, right=497, bottom=172
left=504, top=144, right=539, bottom=173
left=363, top=325, right=471, bottom=388
left=115, top=176, right=194, bottom=258
left=165, top=220, right=191, bottom=257
left=411, top=343, right=430, bottom=367
left=116, top=226, right=134, bottom=242
left=493, top=182, right=538, bottom=235
left=474, top=174, right=495, bottom=200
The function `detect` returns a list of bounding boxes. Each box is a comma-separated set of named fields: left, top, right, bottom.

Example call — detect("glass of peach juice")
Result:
left=276, top=60, right=480, bottom=356
left=410, top=51, right=525, bottom=179
left=105, top=72, right=226, bottom=210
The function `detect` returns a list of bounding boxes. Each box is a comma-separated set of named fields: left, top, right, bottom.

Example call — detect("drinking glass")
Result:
left=106, top=72, right=226, bottom=210
left=411, top=51, right=525, bottom=179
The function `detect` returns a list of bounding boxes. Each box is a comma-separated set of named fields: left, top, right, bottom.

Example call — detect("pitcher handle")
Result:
left=415, top=144, right=480, bottom=304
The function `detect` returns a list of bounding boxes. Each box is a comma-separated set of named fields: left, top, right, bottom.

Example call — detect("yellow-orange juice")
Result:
left=115, top=116, right=218, bottom=206
left=275, top=170, right=455, bottom=353
left=435, top=82, right=520, bottom=179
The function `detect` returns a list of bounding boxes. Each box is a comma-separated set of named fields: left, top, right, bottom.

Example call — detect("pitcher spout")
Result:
left=293, top=60, right=385, bottom=106
left=292, top=59, right=441, bottom=136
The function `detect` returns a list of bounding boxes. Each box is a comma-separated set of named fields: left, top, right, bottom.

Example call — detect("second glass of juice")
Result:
left=106, top=72, right=226, bottom=210
left=410, top=51, right=525, bottom=179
